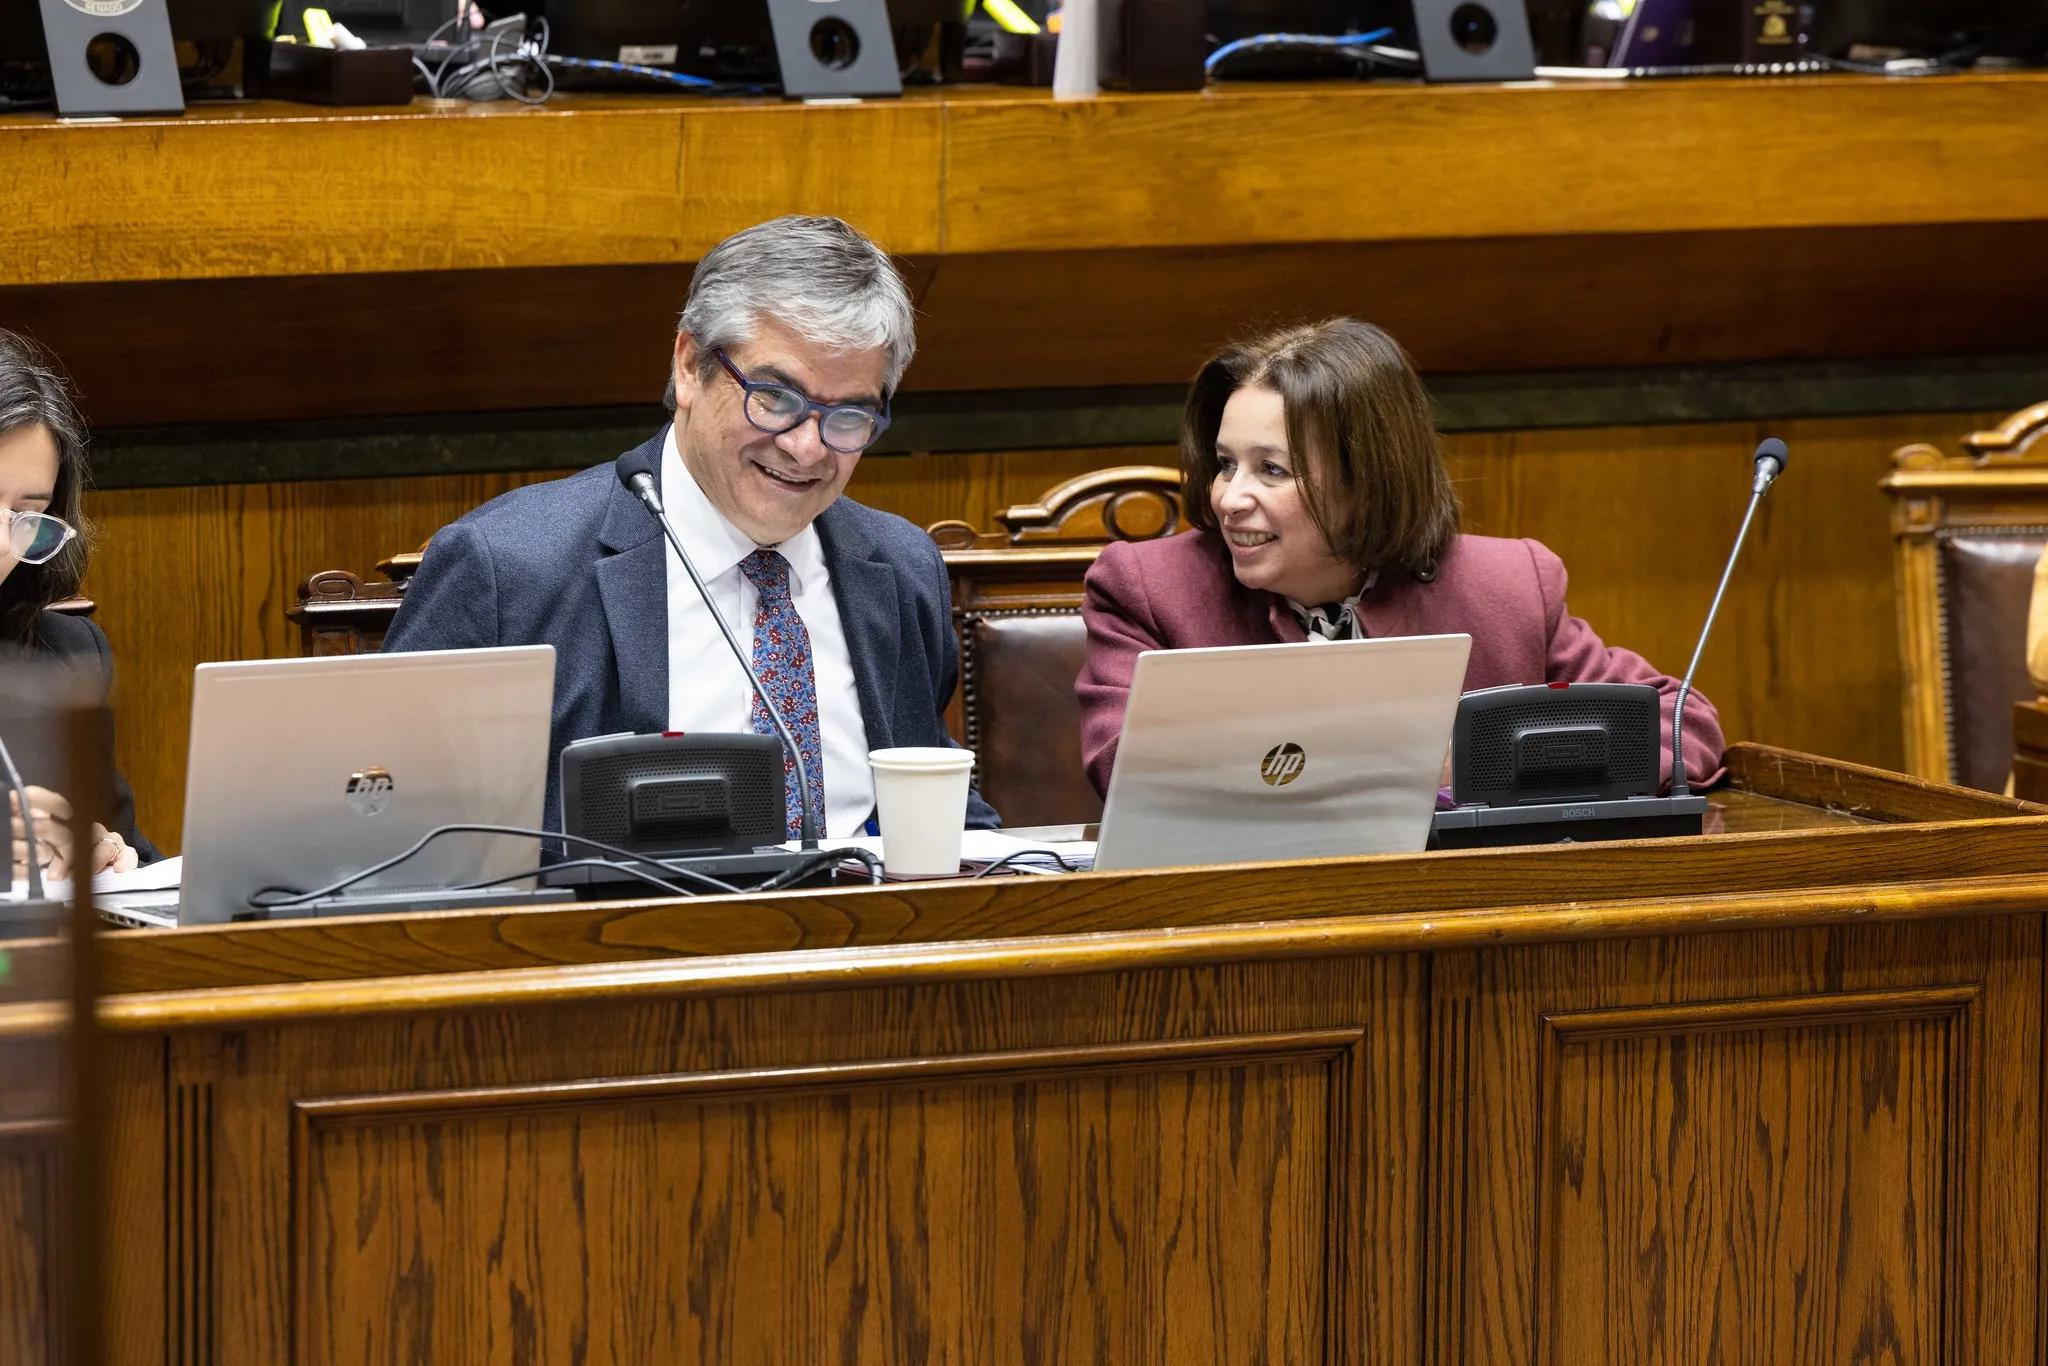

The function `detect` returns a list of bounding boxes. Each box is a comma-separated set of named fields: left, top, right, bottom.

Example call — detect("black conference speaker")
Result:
left=1434, top=681, right=1706, bottom=847
left=560, top=731, right=787, bottom=858
left=1412, top=0, right=1537, bottom=81
left=763, top=0, right=902, bottom=99
left=1450, top=681, right=1660, bottom=806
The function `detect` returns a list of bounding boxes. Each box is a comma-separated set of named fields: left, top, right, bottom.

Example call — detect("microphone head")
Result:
left=615, top=448, right=657, bottom=494
left=1754, top=437, right=1789, bottom=470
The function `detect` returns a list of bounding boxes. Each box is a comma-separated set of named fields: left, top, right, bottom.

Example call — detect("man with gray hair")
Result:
left=385, top=215, right=998, bottom=835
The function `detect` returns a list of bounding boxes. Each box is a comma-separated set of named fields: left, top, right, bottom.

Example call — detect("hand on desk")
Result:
left=11, top=786, right=138, bottom=881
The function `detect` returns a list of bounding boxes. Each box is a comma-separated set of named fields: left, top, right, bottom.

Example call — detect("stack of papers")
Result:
left=8, top=855, right=183, bottom=902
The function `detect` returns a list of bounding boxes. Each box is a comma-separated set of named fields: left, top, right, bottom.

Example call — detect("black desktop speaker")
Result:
left=32, top=0, right=185, bottom=114
left=764, top=0, right=902, bottom=98
left=1, top=0, right=276, bottom=102
left=538, top=0, right=963, bottom=87
left=1412, top=0, right=1538, bottom=80
left=560, top=732, right=786, bottom=857
left=1450, top=681, right=1660, bottom=806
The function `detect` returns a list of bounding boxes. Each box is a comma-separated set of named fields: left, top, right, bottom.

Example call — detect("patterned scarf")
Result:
left=1286, top=572, right=1376, bottom=643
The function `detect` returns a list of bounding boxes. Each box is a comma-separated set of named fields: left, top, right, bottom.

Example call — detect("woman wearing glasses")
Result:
left=1076, top=317, right=1725, bottom=797
left=0, top=330, right=154, bottom=879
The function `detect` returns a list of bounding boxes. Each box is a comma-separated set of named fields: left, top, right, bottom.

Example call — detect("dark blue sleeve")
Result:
left=382, top=519, right=501, bottom=654
left=83, top=620, right=161, bottom=864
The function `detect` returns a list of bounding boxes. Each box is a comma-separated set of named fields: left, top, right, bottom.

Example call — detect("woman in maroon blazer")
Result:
left=1077, top=318, right=1725, bottom=797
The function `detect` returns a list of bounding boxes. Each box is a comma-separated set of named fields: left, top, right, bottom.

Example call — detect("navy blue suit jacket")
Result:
left=382, top=431, right=999, bottom=832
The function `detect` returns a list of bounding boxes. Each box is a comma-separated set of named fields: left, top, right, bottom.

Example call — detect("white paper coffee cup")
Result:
left=868, top=747, right=977, bottom=877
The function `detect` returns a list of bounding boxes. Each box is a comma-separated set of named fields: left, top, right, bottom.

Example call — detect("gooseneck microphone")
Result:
left=1670, top=437, right=1790, bottom=798
left=617, top=452, right=821, bottom=850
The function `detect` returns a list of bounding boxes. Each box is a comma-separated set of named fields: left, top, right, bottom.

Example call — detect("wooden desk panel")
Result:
left=0, top=98, right=944, bottom=287
left=2013, top=698, right=2048, bottom=802
left=8, top=77, right=2048, bottom=286
left=129, top=959, right=1418, bottom=1365
left=96, top=907, right=2048, bottom=1363
left=1458, top=922, right=2039, bottom=1362
left=9, top=748, right=2045, bottom=1364
left=62, top=748, right=2042, bottom=996
left=943, top=76, right=2048, bottom=253
left=0, top=1124, right=57, bottom=1366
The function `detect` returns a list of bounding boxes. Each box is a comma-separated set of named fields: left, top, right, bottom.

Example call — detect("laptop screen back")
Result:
left=1093, top=634, right=1471, bottom=872
left=176, top=645, right=555, bottom=922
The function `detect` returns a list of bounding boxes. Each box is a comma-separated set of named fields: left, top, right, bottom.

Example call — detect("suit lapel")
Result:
left=816, top=502, right=898, bottom=747
left=594, top=434, right=670, bottom=734
left=1356, top=576, right=1426, bottom=640
left=1265, top=597, right=1309, bottom=643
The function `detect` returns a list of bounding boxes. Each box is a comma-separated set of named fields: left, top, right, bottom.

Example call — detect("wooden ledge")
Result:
left=7, top=74, right=2048, bottom=286
left=15, top=868, right=2041, bottom=1035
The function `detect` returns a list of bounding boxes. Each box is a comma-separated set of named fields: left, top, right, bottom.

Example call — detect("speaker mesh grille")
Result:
left=1462, top=693, right=1659, bottom=799
left=569, top=741, right=785, bottom=846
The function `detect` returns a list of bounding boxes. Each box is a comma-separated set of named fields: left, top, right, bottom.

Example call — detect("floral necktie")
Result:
left=739, top=548, right=825, bottom=839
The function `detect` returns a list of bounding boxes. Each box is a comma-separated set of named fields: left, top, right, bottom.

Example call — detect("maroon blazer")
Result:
left=1078, top=529, right=1726, bottom=797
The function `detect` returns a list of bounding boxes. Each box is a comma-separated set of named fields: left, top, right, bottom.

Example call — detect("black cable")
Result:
left=484, top=15, right=552, bottom=103
left=756, top=846, right=885, bottom=891
left=968, top=848, right=1086, bottom=878
left=462, top=845, right=885, bottom=898
left=447, top=857, right=708, bottom=899
left=247, top=823, right=744, bottom=910
left=415, top=6, right=545, bottom=101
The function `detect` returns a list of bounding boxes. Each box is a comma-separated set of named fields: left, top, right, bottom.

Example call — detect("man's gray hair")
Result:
left=665, top=215, right=916, bottom=409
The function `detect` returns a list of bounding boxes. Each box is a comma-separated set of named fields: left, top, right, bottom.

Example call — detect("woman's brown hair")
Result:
left=0, top=329, right=92, bottom=647
left=1181, top=318, right=1459, bottom=579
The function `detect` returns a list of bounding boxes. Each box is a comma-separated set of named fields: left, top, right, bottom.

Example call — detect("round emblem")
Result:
left=346, top=767, right=396, bottom=817
left=63, top=0, right=146, bottom=16
left=1259, top=743, right=1307, bottom=787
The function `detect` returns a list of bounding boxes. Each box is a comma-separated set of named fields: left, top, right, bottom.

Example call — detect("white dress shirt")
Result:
left=660, top=428, right=876, bottom=837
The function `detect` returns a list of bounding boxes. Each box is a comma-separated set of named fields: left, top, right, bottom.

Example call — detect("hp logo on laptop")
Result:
left=1259, top=743, right=1307, bottom=787
left=345, top=766, right=395, bottom=816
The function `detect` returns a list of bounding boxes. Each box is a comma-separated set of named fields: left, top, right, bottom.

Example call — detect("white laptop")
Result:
left=1091, top=634, right=1472, bottom=872
left=140, top=645, right=557, bottom=925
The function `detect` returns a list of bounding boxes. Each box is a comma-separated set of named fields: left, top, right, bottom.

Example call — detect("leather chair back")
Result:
left=1884, top=403, right=2048, bottom=790
left=930, top=466, right=1186, bottom=827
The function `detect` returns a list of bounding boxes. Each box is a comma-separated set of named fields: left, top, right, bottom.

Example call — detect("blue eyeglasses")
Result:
left=714, top=349, right=892, bottom=454
left=3, top=510, right=74, bottom=565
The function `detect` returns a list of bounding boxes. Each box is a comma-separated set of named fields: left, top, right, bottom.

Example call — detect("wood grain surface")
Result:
left=943, top=76, right=2048, bottom=254
left=188, top=958, right=1427, bottom=1365
left=2015, top=698, right=2048, bottom=802
left=295, top=1032, right=1348, bottom=1363
left=0, top=1126, right=57, bottom=1366
left=0, top=97, right=942, bottom=287
left=10, top=223, right=2047, bottom=428
left=68, top=882, right=2048, bottom=1364
left=7, top=78, right=2048, bottom=286
left=9, top=753, right=2048, bottom=1364
left=1455, top=916, right=2040, bottom=1363
left=18, top=741, right=2024, bottom=997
